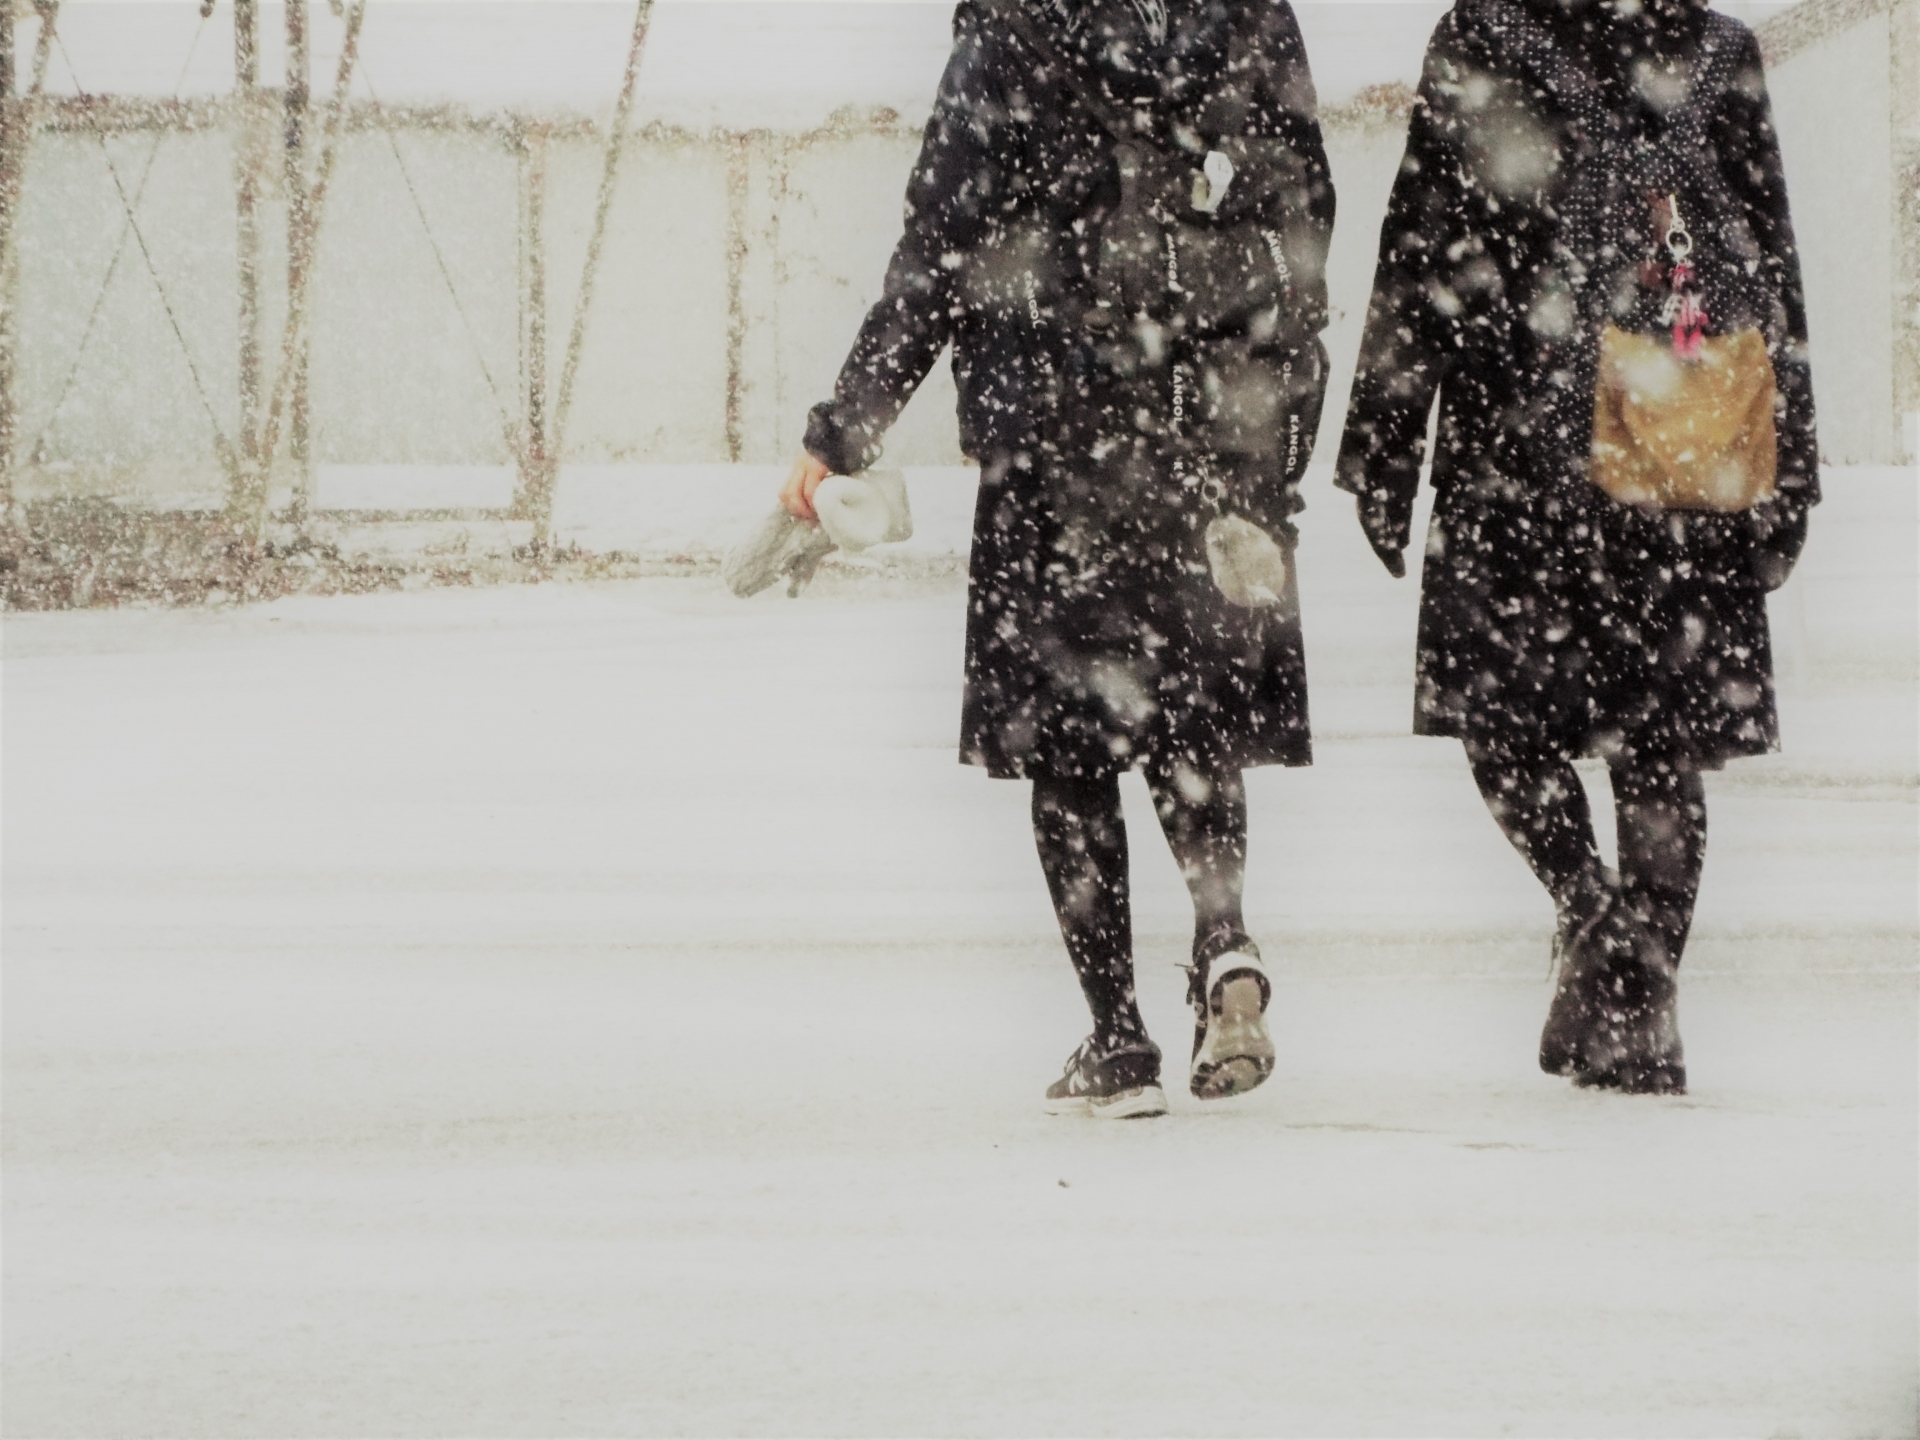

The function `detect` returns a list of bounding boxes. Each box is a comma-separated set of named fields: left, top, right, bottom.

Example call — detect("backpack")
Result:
left=969, top=0, right=1325, bottom=545
left=1489, top=1, right=1783, bottom=511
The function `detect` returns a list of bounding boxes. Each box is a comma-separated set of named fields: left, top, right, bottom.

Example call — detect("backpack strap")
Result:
left=1470, top=0, right=1739, bottom=284
left=1472, top=0, right=1732, bottom=162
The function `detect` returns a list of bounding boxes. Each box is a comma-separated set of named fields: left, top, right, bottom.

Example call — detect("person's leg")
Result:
left=1610, top=758, right=1708, bottom=967
left=1469, top=743, right=1688, bottom=1091
left=1141, top=758, right=1250, bottom=964
left=1142, top=756, right=1274, bottom=1099
left=1465, top=744, right=1604, bottom=918
left=1030, top=773, right=1148, bottom=1049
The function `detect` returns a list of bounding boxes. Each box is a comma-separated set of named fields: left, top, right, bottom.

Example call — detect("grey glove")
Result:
left=1204, top=514, right=1291, bottom=609
left=1356, top=492, right=1407, bottom=578
left=722, top=506, right=836, bottom=598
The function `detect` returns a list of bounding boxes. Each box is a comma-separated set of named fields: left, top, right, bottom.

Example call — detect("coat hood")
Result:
left=1514, top=0, right=1715, bottom=52
left=1510, top=0, right=1709, bottom=22
left=1454, top=0, right=1720, bottom=112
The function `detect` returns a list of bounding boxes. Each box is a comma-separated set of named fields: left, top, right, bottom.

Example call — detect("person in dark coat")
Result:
left=779, top=0, right=1335, bottom=1115
left=1335, top=0, right=1817, bottom=1093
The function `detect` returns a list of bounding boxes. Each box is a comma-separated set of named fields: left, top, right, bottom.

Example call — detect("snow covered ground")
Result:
left=5, top=466, right=1916, bottom=1435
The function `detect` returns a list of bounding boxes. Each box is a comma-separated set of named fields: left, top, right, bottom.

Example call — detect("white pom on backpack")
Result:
left=1204, top=513, right=1290, bottom=610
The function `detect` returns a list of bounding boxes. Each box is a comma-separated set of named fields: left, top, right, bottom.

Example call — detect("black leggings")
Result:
left=1031, top=761, right=1249, bottom=1048
left=1467, top=747, right=1707, bottom=965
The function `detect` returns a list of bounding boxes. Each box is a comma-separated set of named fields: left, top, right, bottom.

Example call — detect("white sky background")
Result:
left=28, top=1, right=1797, bottom=126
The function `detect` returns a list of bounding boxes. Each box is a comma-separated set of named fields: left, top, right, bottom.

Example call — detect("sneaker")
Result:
left=1540, top=875, right=1686, bottom=1095
left=1188, top=942, right=1275, bottom=1100
left=1043, top=1038, right=1168, bottom=1118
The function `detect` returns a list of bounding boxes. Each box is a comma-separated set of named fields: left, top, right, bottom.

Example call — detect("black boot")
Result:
left=1540, top=871, right=1686, bottom=1094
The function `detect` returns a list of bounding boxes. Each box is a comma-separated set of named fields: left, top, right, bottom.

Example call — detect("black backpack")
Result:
left=971, top=0, right=1325, bottom=536
left=1481, top=0, right=1787, bottom=484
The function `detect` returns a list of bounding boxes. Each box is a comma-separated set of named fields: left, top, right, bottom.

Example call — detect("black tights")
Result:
left=1031, top=762, right=1249, bottom=1048
left=1467, top=747, right=1708, bottom=965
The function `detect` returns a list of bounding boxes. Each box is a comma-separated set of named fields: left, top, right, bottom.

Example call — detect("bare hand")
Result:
left=780, top=452, right=831, bottom=522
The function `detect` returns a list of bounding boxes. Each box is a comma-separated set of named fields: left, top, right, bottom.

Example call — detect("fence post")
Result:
left=229, top=0, right=266, bottom=531
left=1893, top=0, right=1919, bottom=459
left=514, top=122, right=552, bottom=531
left=725, top=132, right=749, bottom=464
left=767, top=136, right=790, bottom=453
left=0, top=3, right=18, bottom=529
left=285, top=0, right=312, bottom=524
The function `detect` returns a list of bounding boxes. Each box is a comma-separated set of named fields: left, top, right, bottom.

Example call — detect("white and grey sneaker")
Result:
left=1188, top=943, right=1275, bottom=1100
left=1043, top=1037, right=1169, bottom=1118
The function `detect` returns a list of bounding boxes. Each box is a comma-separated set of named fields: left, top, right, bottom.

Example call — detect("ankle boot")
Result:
left=1540, top=871, right=1686, bottom=1094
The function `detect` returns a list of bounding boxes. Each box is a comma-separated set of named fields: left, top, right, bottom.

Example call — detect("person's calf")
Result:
left=1031, top=773, right=1148, bottom=1049
left=1612, top=762, right=1706, bottom=967
left=1145, top=759, right=1250, bottom=951
left=1467, top=748, right=1604, bottom=908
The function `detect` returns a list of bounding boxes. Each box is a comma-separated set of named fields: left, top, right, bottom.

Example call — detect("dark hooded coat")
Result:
left=805, top=0, right=1335, bottom=780
left=1335, top=0, right=1818, bottom=767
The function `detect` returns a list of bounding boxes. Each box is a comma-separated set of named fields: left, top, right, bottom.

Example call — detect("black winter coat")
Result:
left=806, top=0, right=1335, bottom=780
left=1335, top=0, right=1818, bottom=767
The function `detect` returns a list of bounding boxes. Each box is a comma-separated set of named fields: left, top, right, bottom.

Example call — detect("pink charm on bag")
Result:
left=1660, top=199, right=1708, bottom=360
left=1672, top=294, right=1707, bottom=359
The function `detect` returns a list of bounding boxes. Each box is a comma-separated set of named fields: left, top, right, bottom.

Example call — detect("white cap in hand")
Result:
left=813, top=469, right=913, bottom=554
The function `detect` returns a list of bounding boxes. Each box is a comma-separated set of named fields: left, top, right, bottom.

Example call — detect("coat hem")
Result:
left=961, top=745, right=1314, bottom=781
left=1410, top=712, right=1777, bottom=772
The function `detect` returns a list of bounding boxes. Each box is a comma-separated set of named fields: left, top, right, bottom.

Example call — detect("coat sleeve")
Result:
left=1231, top=0, right=1337, bottom=530
left=1331, top=15, right=1469, bottom=560
left=803, top=3, right=1006, bottom=476
left=1713, top=25, right=1820, bottom=589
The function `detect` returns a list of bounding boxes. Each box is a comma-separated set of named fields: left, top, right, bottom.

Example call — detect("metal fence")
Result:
left=0, top=0, right=1910, bottom=570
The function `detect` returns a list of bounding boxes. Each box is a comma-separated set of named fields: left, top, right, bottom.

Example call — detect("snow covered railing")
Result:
left=0, top=88, right=936, bottom=542
left=1755, top=0, right=1907, bottom=63
left=0, top=0, right=1909, bottom=609
left=1756, top=0, right=1917, bottom=463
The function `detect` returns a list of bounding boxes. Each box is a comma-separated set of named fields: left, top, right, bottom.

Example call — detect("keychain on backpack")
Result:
left=1658, top=193, right=1707, bottom=360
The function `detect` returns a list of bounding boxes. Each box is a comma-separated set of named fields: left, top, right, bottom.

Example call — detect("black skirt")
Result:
left=1412, top=475, right=1780, bottom=768
left=958, top=448, right=1312, bottom=780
